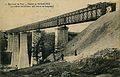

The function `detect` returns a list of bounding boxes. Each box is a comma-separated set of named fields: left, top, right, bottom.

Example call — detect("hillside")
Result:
left=63, top=11, right=120, bottom=62
left=1, top=11, right=120, bottom=77
left=1, top=48, right=120, bottom=77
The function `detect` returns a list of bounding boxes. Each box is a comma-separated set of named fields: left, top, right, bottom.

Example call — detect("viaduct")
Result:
left=4, top=2, right=118, bottom=69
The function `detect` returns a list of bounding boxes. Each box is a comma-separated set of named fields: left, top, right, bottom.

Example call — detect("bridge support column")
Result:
left=55, top=26, right=69, bottom=49
left=31, top=30, right=41, bottom=66
left=18, top=32, right=29, bottom=69
left=32, top=30, right=41, bottom=46
left=116, top=0, right=120, bottom=11
left=7, top=33, right=13, bottom=66
left=11, top=33, right=20, bottom=67
left=54, top=26, right=68, bottom=61
left=7, top=33, right=13, bottom=52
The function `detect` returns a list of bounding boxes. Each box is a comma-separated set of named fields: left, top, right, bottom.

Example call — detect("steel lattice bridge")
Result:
left=4, top=2, right=117, bottom=69
left=6, top=2, right=116, bottom=33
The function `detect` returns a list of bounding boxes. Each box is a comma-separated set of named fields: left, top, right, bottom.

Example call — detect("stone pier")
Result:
left=116, top=0, right=120, bottom=11
left=18, top=32, right=29, bottom=69
left=31, top=30, right=41, bottom=66
left=54, top=26, right=68, bottom=61
left=55, top=26, right=69, bottom=50
left=11, top=33, right=20, bottom=67
left=7, top=33, right=13, bottom=66
left=32, top=30, right=41, bottom=46
left=7, top=33, right=13, bottom=52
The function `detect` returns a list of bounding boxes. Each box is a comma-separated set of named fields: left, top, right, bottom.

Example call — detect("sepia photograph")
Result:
left=0, top=0, right=120, bottom=77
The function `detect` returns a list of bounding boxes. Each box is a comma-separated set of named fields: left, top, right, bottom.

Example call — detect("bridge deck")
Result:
left=6, top=2, right=116, bottom=33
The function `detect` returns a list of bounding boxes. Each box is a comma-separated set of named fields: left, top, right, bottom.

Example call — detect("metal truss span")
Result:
left=6, top=2, right=116, bottom=33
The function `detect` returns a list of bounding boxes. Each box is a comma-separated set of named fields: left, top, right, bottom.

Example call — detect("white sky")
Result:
left=0, top=0, right=116, bottom=32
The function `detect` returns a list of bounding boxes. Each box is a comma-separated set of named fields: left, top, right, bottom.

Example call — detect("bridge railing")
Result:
left=6, top=2, right=116, bottom=33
